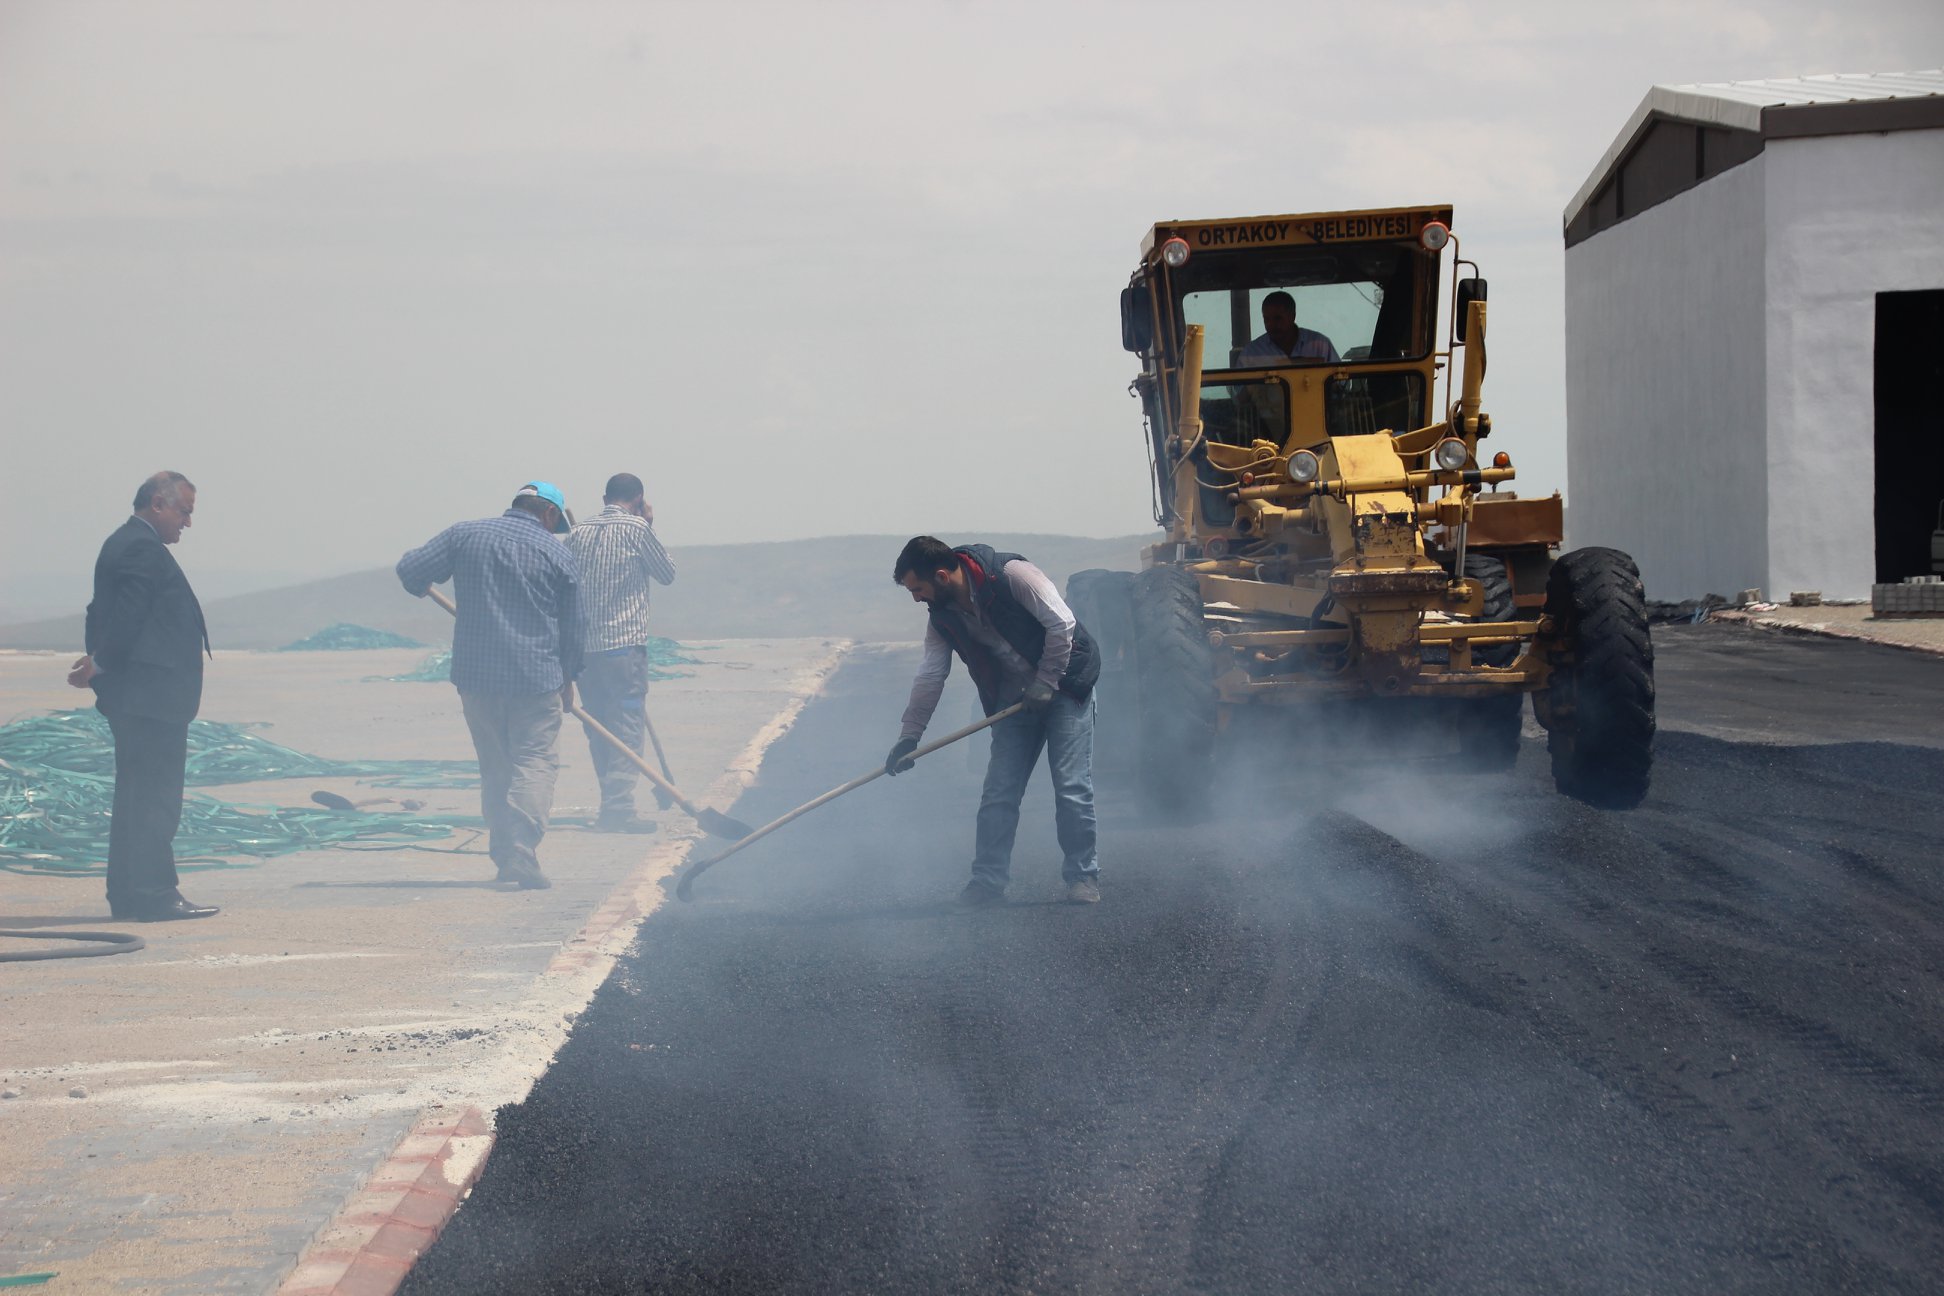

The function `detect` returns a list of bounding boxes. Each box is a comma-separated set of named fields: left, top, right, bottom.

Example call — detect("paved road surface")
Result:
left=402, top=627, right=1944, bottom=1294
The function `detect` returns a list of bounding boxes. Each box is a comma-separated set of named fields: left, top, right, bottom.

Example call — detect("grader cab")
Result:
left=1067, top=205, right=1655, bottom=812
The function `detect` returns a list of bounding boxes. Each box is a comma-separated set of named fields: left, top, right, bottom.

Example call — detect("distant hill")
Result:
left=0, top=533, right=1158, bottom=651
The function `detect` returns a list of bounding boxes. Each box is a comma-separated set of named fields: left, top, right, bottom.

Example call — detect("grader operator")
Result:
left=1067, top=205, right=1655, bottom=813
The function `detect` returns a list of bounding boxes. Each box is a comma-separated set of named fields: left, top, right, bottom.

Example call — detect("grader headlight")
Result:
left=1287, top=449, right=1321, bottom=483
left=1161, top=237, right=1191, bottom=268
left=1433, top=437, right=1470, bottom=472
left=1420, top=221, right=1451, bottom=252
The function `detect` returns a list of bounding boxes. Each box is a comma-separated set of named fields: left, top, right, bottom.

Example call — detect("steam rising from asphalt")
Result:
left=1210, top=697, right=1544, bottom=851
left=559, top=646, right=1574, bottom=1283
left=693, top=643, right=1547, bottom=926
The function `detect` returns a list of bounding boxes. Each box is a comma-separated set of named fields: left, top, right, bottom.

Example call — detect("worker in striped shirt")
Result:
left=564, top=473, right=677, bottom=832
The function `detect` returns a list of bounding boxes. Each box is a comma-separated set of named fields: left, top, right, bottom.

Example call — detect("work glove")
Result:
left=1022, top=678, right=1057, bottom=712
left=884, top=737, right=919, bottom=777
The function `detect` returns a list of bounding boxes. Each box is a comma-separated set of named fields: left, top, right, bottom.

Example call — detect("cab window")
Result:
left=1176, top=246, right=1427, bottom=369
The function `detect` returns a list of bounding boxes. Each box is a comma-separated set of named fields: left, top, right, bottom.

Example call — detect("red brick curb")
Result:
left=274, top=1106, right=494, bottom=1296
left=1712, top=609, right=1944, bottom=658
left=546, top=878, right=664, bottom=975
left=271, top=836, right=703, bottom=1295
left=272, top=839, right=701, bottom=1295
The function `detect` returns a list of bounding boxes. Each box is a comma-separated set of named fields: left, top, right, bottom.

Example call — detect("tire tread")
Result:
left=1130, top=565, right=1219, bottom=815
left=1543, top=547, right=1655, bottom=807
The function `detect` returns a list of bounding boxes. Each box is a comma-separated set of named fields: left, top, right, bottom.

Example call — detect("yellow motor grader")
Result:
left=1065, top=205, right=1654, bottom=812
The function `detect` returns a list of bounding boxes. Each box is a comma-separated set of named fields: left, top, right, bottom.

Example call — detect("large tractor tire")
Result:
left=1065, top=569, right=1137, bottom=673
left=1428, top=554, right=1517, bottom=666
left=1450, top=554, right=1523, bottom=770
left=1539, top=547, right=1655, bottom=808
left=1459, top=554, right=1519, bottom=668
left=1130, top=565, right=1219, bottom=817
left=1065, top=570, right=1138, bottom=775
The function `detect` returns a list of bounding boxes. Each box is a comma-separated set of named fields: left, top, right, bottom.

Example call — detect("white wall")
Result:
left=1763, top=128, right=1944, bottom=600
left=1565, top=159, right=1769, bottom=600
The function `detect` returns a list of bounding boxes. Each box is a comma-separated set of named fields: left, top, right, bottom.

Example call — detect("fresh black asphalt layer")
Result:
left=401, top=625, right=1944, bottom=1294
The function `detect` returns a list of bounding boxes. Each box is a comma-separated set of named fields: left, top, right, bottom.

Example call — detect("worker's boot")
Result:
left=956, top=878, right=1005, bottom=908
left=501, top=865, right=552, bottom=890
left=1064, top=878, right=1101, bottom=905
left=496, top=850, right=552, bottom=889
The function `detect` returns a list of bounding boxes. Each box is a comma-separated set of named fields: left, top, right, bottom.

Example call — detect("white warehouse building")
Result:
left=1563, top=71, right=1944, bottom=602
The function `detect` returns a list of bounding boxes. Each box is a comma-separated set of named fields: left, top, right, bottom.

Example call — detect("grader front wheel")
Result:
left=1130, top=565, right=1219, bottom=818
left=1539, top=547, right=1655, bottom=808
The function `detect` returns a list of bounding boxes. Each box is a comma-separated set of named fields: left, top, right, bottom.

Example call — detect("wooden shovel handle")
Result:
left=682, top=702, right=1025, bottom=882
left=570, top=704, right=696, bottom=811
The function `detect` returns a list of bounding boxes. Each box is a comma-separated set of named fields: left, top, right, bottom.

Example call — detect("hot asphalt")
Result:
left=400, top=626, right=1944, bottom=1294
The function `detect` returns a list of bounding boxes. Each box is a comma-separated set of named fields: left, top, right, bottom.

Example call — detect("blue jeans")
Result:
left=972, top=691, right=1097, bottom=890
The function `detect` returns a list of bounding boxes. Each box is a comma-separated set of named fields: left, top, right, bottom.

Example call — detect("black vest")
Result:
left=928, top=544, right=1100, bottom=716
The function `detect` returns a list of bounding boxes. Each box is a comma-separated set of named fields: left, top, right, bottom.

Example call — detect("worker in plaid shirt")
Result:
left=397, top=481, right=582, bottom=889
left=564, top=472, right=676, bottom=832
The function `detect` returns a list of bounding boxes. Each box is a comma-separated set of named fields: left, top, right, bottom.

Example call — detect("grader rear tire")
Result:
left=1065, top=570, right=1136, bottom=674
left=1541, top=547, right=1655, bottom=808
left=1427, top=554, right=1517, bottom=666
left=1451, top=554, right=1522, bottom=771
left=1459, top=554, right=1518, bottom=668
left=1066, top=570, right=1137, bottom=775
left=1131, top=565, right=1218, bottom=817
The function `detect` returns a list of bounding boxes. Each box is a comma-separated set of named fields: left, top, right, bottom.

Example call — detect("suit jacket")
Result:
left=85, top=516, right=210, bottom=724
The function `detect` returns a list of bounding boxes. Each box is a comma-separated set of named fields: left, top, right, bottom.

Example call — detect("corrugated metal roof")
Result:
left=1565, top=69, right=1944, bottom=227
left=1666, top=69, right=1944, bottom=110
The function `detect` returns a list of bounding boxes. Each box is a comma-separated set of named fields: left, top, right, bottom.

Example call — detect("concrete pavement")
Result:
left=0, top=639, right=843, bottom=1293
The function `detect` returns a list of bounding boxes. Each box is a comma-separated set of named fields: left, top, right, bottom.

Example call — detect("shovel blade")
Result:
left=696, top=807, right=753, bottom=841
left=673, top=853, right=724, bottom=902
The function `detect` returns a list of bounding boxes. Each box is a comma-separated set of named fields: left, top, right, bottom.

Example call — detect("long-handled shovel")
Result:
left=641, top=708, right=678, bottom=811
left=421, top=587, right=752, bottom=841
left=572, top=707, right=752, bottom=839
left=674, top=702, right=1025, bottom=901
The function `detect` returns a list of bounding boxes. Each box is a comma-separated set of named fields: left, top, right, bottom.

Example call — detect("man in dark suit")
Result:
left=67, top=471, right=219, bottom=922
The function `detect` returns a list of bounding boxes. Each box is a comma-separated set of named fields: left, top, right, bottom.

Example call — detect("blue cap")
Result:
left=514, top=481, right=572, bottom=533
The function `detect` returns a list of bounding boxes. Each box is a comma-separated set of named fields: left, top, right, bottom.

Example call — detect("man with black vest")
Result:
left=886, top=536, right=1101, bottom=906
left=67, top=470, right=218, bottom=922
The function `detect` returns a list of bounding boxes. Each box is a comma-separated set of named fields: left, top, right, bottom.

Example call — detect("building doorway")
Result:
left=1875, top=289, right=1944, bottom=583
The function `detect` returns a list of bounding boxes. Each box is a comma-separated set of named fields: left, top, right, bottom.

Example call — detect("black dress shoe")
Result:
left=500, top=866, right=552, bottom=891
left=127, top=898, right=220, bottom=922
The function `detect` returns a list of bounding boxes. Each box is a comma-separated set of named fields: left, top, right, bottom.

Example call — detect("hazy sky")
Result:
left=3, top=0, right=1939, bottom=616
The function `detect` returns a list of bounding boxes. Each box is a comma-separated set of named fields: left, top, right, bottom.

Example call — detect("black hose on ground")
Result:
left=0, top=928, right=146, bottom=962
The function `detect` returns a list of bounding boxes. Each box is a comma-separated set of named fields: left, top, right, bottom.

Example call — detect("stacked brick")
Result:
left=1873, top=578, right=1944, bottom=616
